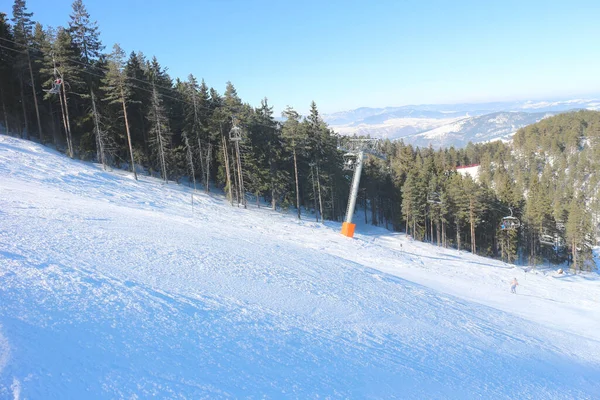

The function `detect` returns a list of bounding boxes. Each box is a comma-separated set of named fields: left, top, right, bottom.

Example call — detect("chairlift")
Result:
left=500, top=208, right=520, bottom=230
left=44, top=78, right=63, bottom=94
left=540, top=234, right=555, bottom=246
left=229, top=125, right=242, bottom=142
left=427, top=192, right=442, bottom=204
left=343, top=153, right=356, bottom=170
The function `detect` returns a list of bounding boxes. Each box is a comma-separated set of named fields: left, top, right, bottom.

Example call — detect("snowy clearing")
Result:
left=0, top=135, right=599, bottom=398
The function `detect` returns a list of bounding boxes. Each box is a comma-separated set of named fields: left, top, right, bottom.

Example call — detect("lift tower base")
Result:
left=341, top=222, right=356, bottom=237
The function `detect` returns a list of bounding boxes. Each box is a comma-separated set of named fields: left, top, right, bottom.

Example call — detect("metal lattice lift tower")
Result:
left=339, top=138, right=384, bottom=237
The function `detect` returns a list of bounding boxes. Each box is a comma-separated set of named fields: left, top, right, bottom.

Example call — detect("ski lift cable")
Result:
left=0, top=42, right=26, bottom=54
left=0, top=36, right=179, bottom=95
left=0, top=43, right=67, bottom=94
left=2, top=35, right=293, bottom=130
left=1, top=41, right=281, bottom=132
left=1, top=40, right=207, bottom=108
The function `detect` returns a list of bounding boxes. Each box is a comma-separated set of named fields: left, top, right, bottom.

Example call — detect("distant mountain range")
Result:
left=324, top=98, right=600, bottom=148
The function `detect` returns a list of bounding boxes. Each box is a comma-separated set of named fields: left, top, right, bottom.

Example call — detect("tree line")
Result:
left=1, top=0, right=598, bottom=271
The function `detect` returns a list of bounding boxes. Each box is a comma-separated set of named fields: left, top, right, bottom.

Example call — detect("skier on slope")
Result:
left=510, top=278, right=519, bottom=294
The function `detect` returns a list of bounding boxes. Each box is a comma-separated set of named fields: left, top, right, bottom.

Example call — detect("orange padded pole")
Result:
left=341, top=222, right=356, bottom=238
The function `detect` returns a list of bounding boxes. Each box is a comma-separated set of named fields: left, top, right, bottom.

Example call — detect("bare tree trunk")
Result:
left=0, top=85, right=9, bottom=134
left=431, top=215, right=434, bottom=244
left=413, top=218, right=416, bottom=240
left=10, top=84, right=22, bottom=136
left=15, top=112, right=22, bottom=137
left=197, top=139, right=204, bottom=185
left=371, top=194, right=377, bottom=226
left=184, top=134, right=196, bottom=191
left=90, top=89, right=106, bottom=169
left=57, top=84, right=70, bottom=155
left=436, top=218, right=441, bottom=247
left=90, top=88, right=101, bottom=163
left=157, top=120, right=167, bottom=183
left=442, top=219, right=447, bottom=248
left=456, top=220, right=461, bottom=251
left=311, top=165, right=318, bottom=222
left=140, top=112, right=149, bottom=161
left=222, top=135, right=232, bottom=205
left=316, top=163, right=324, bottom=222
left=293, top=148, right=301, bottom=219
left=379, top=197, right=384, bottom=228
left=121, top=91, right=137, bottom=180
left=27, top=50, right=43, bottom=142
left=206, top=143, right=211, bottom=193
left=48, top=99, right=58, bottom=147
left=19, top=75, right=28, bottom=139
left=151, top=87, right=168, bottom=183
left=271, top=156, right=276, bottom=210
left=501, top=232, right=505, bottom=262
left=60, top=80, right=74, bottom=157
left=470, top=198, right=476, bottom=254
left=572, top=238, right=577, bottom=272
left=235, top=141, right=245, bottom=208
left=231, top=145, right=239, bottom=205
left=332, top=179, right=337, bottom=222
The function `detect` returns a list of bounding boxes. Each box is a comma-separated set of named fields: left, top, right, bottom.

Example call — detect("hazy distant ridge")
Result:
left=325, top=98, right=600, bottom=148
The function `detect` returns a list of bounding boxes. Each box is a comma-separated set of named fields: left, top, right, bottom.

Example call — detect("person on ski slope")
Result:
left=510, top=278, right=518, bottom=294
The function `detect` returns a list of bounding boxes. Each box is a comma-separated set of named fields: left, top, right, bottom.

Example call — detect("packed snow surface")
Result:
left=1, top=135, right=599, bottom=399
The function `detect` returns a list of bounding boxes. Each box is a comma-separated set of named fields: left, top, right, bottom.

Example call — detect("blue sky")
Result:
left=15, top=0, right=600, bottom=114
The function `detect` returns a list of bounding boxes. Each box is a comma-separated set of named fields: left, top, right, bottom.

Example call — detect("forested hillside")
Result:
left=1, top=1, right=598, bottom=271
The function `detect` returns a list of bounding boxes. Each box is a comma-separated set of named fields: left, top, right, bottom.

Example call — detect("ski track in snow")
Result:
left=0, top=135, right=599, bottom=399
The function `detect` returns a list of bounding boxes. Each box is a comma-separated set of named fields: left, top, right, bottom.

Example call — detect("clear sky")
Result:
left=13, top=0, right=600, bottom=114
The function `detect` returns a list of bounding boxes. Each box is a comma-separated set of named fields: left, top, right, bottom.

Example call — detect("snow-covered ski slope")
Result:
left=1, top=135, right=599, bottom=399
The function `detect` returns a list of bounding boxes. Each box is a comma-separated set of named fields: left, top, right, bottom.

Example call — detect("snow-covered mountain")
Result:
left=1, top=135, right=600, bottom=398
left=408, top=111, right=554, bottom=148
left=326, top=98, right=600, bottom=148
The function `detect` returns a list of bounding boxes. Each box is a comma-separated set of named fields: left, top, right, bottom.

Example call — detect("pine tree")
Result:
left=68, top=0, right=105, bottom=160
left=305, top=101, right=331, bottom=221
left=256, top=98, right=287, bottom=209
left=43, top=28, right=81, bottom=157
left=462, top=176, right=486, bottom=254
left=197, top=79, right=212, bottom=191
left=0, top=12, right=16, bottom=135
left=446, top=173, right=469, bottom=251
left=147, top=83, right=171, bottom=182
left=401, top=171, right=417, bottom=236
left=222, top=81, right=247, bottom=207
left=180, top=74, right=213, bottom=191
left=566, top=194, right=593, bottom=272
left=68, top=0, right=103, bottom=63
left=282, top=106, right=306, bottom=219
left=101, top=43, right=137, bottom=179
left=11, top=0, right=40, bottom=139
left=32, top=24, right=65, bottom=146
left=123, top=52, right=150, bottom=161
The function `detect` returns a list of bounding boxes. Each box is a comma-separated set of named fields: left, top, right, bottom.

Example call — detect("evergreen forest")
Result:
left=1, top=0, right=598, bottom=271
